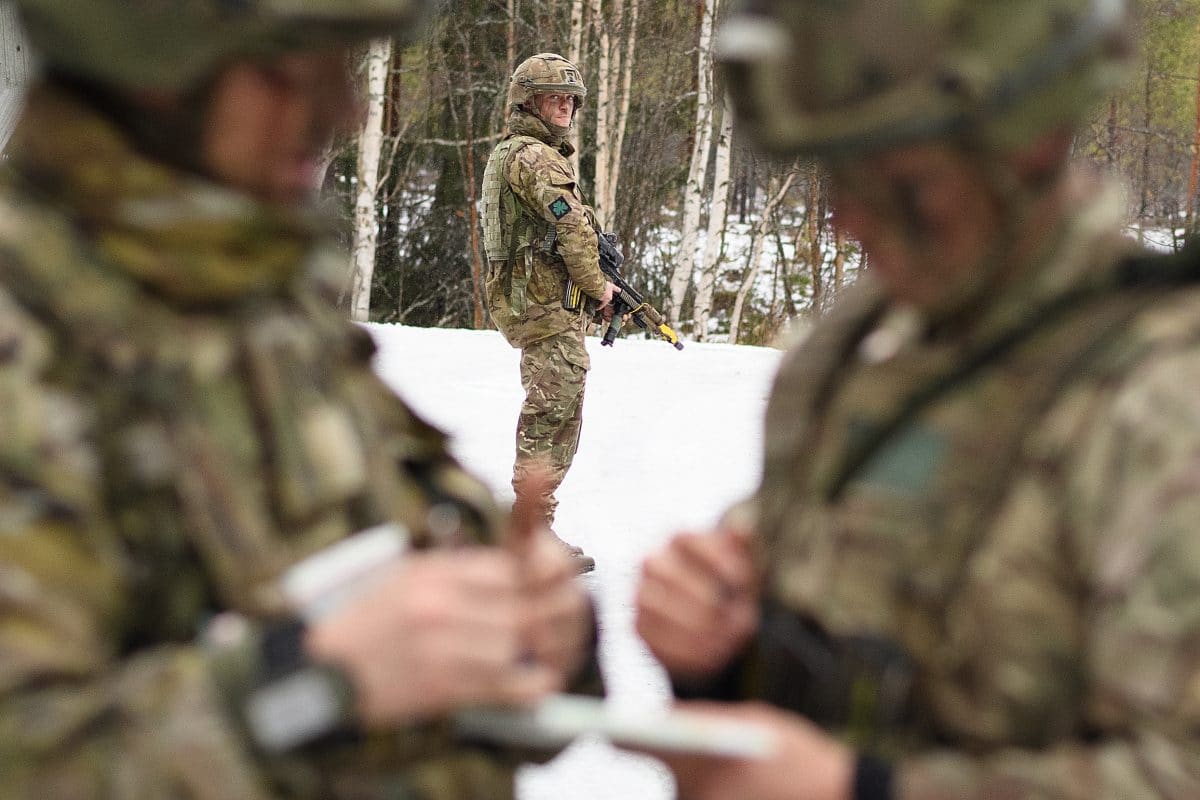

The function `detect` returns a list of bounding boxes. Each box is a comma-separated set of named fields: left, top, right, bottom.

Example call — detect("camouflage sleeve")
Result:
left=896, top=345, right=1200, bottom=800
left=507, top=143, right=607, bottom=299
left=0, top=301, right=280, bottom=797
left=0, top=300, right=524, bottom=799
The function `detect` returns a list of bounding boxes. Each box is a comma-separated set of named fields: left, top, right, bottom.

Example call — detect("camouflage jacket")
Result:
left=738, top=180, right=1200, bottom=798
left=0, top=84, right=598, bottom=800
left=482, top=110, right=605, bottom=355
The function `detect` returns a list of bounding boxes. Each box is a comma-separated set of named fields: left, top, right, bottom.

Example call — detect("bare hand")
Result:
left=644, top=702, right=853, bottom=800
left=636, top=526, right=759, bottom=683
left=305, top=550, right=559, bottom=727
left=599, top=281, right=620, bottom=312
left=509, top=467, right=593, bottom=682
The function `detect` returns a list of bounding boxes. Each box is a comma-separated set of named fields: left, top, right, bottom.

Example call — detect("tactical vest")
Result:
left=0, top=193, right=502, bottom=627
left=753, top=249, right=1200, bottom=753
left=481, top=134, right=550, bottom=314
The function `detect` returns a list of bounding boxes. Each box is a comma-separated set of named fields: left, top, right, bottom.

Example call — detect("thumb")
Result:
left=510, top=463, right=555, bottom=555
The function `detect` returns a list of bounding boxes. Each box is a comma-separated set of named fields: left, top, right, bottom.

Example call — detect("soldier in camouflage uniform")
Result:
left=0, top=2, right=603, bottom=798
left=482, top=53, right=619, bottom=574
left=635, top=1, right=1200, bottom=798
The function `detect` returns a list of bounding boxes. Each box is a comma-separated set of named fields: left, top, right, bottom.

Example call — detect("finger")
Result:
left=487, top=664, right=562, bottom=707
left=672, top=533, right=758, bottom=597
left=524, top=628, right=586, bottom=676
left=640, top=547, right=730, bottom=617
left=428, top=627, right=523, bottom=683
left=522, top=534, right=576, bottom=590
left=523, top=589, right=589, bottom=658
left=444, top=644, right=562, bottom=703
left=636, top=578, right=729, bottom=644
left=636, top=615, right=711, bottom=671
left=411, top=549, right=519, bottom=586
left=430, top=551, right=522, bottom=597
left=524, top=576, right=587, bottom=623
left=434, top=664, right=559, bottom=713
left=510, top=464, right=555, bottom=556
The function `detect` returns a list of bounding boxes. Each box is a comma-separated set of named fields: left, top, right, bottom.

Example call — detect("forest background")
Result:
left=331, top=0, right=1200, bottom=346
left=0, top=3, right=1184, bottom=345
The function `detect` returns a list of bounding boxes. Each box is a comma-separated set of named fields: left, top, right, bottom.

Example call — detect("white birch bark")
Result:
left=568, top=0, right=587, bottom=177
left=667, top=0, right=718, bottom=328
left=591, top=0, right=613, bottom=228
left=349, top=38, right=391, bottom=322
left=729, top=170, right=796, bottom=344
left=569, top=0, right=587, bottom=65
left=602, top=0, right=638, bottom=224
left=506, top=0, right=516, bottom=77
left=692, top=93, right=734, bottom=341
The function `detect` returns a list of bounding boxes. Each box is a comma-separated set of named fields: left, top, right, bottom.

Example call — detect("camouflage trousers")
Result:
left=512, top=332, right=589, bottom=528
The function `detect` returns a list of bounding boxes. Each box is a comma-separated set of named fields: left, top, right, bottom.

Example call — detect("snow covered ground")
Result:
left=366, top=323, right=783, bottom=800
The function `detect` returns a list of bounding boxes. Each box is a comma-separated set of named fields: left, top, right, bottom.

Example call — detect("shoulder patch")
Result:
left=549, top=197, right=571, bottom=220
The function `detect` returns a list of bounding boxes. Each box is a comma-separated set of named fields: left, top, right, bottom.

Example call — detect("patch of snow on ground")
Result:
left=366, top=324, right=783, bottom=800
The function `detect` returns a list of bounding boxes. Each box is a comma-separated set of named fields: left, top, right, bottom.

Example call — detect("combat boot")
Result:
left=549, top=529, right=595, bottom=574
left=512, top=490, right=595, bottom=572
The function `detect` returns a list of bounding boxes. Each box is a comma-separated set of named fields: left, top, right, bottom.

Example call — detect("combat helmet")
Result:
left=716, top=0, right=1132, bottom=157
left=13, top=0, right=431, bottom=92
left=507, top=52, right=587, bottom=116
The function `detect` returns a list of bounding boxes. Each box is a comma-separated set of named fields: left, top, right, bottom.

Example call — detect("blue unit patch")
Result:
left=549, top=197, right=571, bottom=220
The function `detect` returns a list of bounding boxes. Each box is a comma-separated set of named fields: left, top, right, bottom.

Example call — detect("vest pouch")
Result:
left=508, top=249, right=531, bottom=314
left=526, top=249, right=565, bottom=306
left=242, top=316, right=370, bottom=528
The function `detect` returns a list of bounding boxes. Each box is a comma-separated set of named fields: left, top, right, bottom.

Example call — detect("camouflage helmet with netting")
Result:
left=715, top=0, right=1132, bottom=158
left=506, top=52, right=587, bottom=112
left=13, top=0, right=431, bottom=92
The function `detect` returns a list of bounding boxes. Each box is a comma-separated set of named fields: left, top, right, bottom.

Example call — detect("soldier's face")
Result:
left=830, top=144, right=1005, bottom=309
left=201, top=48, right=359, bottom=205
left=534, top=92, right=575, bottom=128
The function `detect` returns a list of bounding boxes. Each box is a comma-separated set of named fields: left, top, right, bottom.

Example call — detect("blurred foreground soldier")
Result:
left=482, top=53, right=619, bottom=574
left=634, top=1, right=1200, bottom=798
left=0, top=2, right=601, bottom=797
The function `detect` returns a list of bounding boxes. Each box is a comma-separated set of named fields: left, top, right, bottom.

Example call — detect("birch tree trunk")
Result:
left=833, top=226, right=847, bottom=295
left=692, top=93, right=734, bottom=341
left=506, top=0, right=516, bottom=77
left=602, top=0, right=638, bottom=225
left=729, top=170, right=795, bottom=344
left=590, top=0, right=614, bottom=228
left=1187, top=43, right=1200, bottom=234
left=568, top=0, right=587, bottom=178
left=806, top=163, right=826, bottom=315
left=350, top=38, right=392, bottom=322
left=458, top=27, right=486, bottom=329
left=667, top=0, right=718, bottom=328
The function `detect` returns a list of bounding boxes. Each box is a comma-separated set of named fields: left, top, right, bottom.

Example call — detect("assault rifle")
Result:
left=562, top=232, right=684, bottom=350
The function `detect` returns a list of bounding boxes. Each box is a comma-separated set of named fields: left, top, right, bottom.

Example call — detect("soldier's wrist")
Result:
left=205, top=613, right=360, bottom=755
left=670, top=639, right=758, bottom=702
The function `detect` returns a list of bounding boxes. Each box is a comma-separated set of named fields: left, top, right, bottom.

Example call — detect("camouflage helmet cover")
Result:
left=507, top=52, right=587, bottom=111
left=13, top=0, right=430, bottom=92
left=716, top=0, right=1132, bottom=157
